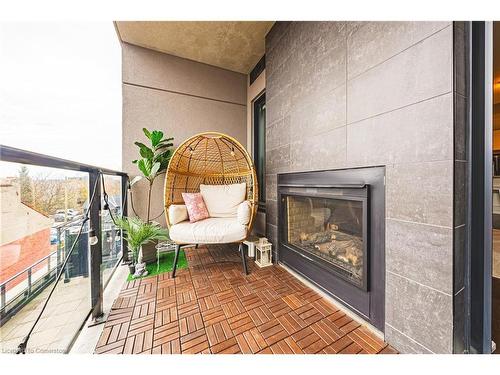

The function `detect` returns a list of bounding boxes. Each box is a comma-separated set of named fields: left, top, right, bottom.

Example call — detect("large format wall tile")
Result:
left=290, top=84, right=346, bottom=138
left=347, top=93, right=453, bottom=166
left=347, top=26, right=452, bottom=124
left=386, top=272, right=453, bottom=353
left=384, top=324, right=433, bottom=354
left=386, top=161, right=453, bottom=227
left=289, top=126, right=347, bottom=173
left=265, top=174, right=277, bottom=202
left=266, top=144, right=291, bottom=174
left=291, top=41, right=346, bottom=101
left=347, top=21, right=450, bottom=79
left=266, top=85, right=292, bottom=126
left=386, top=219, right=453, bottom=294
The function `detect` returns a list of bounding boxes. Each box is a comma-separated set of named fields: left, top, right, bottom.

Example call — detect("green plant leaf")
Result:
left=135, top=142, right=154, bottom=159
left=150, top=162, right=160, bottom=177
left=150, top=130, right=164, bottom=147
left=156, top=137, right=174, bottom=145
left=142, top=128, right=151, bottom=139
left=137, top=159, right=150, bottom=177
left=130, top=176, right=143, bottom=186
left=155, top=142, right=174, bottom=150
left=115, top=217, right=169, bottom=263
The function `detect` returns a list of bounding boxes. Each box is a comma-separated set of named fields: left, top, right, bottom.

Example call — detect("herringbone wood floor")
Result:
left=95, top=245, right=396, bottom=354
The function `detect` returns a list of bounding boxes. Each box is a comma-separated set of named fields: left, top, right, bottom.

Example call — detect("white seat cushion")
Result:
left=200, top=183, right=246, bottom=218
left=169, top=217, right=247, bottom=244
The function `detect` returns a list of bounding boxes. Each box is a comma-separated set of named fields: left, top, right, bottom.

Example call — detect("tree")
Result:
left=31, top=173, right=65, bottom=216
left=18, top=166, right=34, bottom=207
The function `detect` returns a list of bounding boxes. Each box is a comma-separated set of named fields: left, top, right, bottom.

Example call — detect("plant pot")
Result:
left=128, top=264, right=135, bottom=275
left=141, top=240, right=158, bottom=264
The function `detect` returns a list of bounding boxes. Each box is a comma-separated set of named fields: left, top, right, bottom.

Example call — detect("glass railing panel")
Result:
left=0, top=161, right=91, bottom=353
left=100, top=174, right=124, bottom=287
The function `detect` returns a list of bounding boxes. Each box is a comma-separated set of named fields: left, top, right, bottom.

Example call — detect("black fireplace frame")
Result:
left=281, top=188, right=369, bottom=291
left=277, top=166, right=385, bottom=331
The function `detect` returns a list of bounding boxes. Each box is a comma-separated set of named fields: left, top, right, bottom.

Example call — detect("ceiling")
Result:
left=115, top=21, right=275, bottom=74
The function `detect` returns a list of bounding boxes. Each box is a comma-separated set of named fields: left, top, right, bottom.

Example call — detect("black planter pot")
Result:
left=128, top=263, right=136, bottom=275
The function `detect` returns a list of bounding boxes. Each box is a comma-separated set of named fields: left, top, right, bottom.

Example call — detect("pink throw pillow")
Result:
left=182, top=192, right=210, bottom=223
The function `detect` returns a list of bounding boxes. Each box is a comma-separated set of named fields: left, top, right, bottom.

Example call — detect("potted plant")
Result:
left=116, top=217, right=169, bottom=277
left=129, top=128, right=174, bottom=262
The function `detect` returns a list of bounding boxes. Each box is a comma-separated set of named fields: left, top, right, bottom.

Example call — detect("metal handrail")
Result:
left=0, top=250, right=58, bottom=288
left=0, top=144, right=127, bottom=177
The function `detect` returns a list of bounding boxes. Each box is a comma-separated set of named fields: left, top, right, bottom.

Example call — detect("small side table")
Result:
left=243, top=236, right=260, bottom=258
left=155, top=240, right=177, bottom=272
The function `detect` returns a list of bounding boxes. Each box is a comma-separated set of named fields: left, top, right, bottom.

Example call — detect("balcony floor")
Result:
left=95, top=245, right=396, bottom=354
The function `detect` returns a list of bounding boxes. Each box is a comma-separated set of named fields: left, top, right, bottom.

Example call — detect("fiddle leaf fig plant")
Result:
left=132, top=128, right=174, bottom=223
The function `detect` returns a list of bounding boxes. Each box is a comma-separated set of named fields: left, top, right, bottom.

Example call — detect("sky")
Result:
left=0, top=22, right=122, bottom=172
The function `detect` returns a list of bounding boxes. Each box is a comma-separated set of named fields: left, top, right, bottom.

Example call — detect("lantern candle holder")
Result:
left=255, top=238, right=273, bottom=268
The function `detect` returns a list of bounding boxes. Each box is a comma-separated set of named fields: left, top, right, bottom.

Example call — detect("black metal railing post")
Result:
left=27, top=269, right=32, bottom=296
left=56, top=227, right=62, bottom=274
left=0, top=284, right=6, bottom=321
left=121, top=175, right=129, bottom=264
left=89, top=171, right=103, bottom=322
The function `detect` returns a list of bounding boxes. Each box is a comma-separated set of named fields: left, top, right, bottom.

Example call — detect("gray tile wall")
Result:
left=265, top=21, right=456, bottom=353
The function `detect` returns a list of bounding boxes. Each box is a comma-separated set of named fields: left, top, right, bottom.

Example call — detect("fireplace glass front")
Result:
left=285, top=195, right=367, bottom=289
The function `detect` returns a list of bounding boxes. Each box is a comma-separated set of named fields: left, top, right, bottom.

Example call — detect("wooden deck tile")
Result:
left=339, top=341, right=363, bottom=354
left=201, top=306, right=226, bottom=326
left=94, top=244, right=394, bottom=355
left=291, top=326, right=328, bottom=353
left=248, top=305, right=274, bottom=326
left=235, top=328, right=267, bottom=353
left=180, top=329, right=209, bottom=353
left=240, top=293, right=264, bottom=311
left=221, top=299, right=246, bottom=318
left=205, top=320, right=234, bottom=346
left=179, top=313, right=204, bottom=336
left=211, top=337, right=241, bottom=354
left=227, top=312, right=255, bottom=335
left=277, top=311, right=308, bottom=335
left=153, top=321, right=179, bottom=347
left=347, top=326, right=387, bottom=353
left=266, top=297, right=292, bottom=318
left=294, top=304, right=323, bottom=325
left=257, top=319, right=288, bottom=346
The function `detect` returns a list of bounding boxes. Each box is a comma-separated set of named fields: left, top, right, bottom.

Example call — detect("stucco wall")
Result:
left=0, top=182, right=53, bottom=246
left=121, top=43, right=247, bottom=226
left=265, top=21, right=455, bottom=353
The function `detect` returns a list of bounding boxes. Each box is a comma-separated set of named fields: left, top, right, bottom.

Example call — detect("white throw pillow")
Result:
left=168, top=204, right=189, bottom=225
left=200, top=183, right=246, bottom=218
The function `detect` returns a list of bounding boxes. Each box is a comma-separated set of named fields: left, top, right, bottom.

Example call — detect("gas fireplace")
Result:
left=278, top=167, right=385, bottom=331
left=285, top=194, right=367, bottom=290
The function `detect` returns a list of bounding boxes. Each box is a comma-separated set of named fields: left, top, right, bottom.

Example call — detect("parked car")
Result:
left=50, top=228, right=59, bottom=245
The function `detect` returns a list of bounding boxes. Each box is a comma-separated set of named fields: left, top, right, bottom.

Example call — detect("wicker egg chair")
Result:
left=164, top=132, right=258, bottom=276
